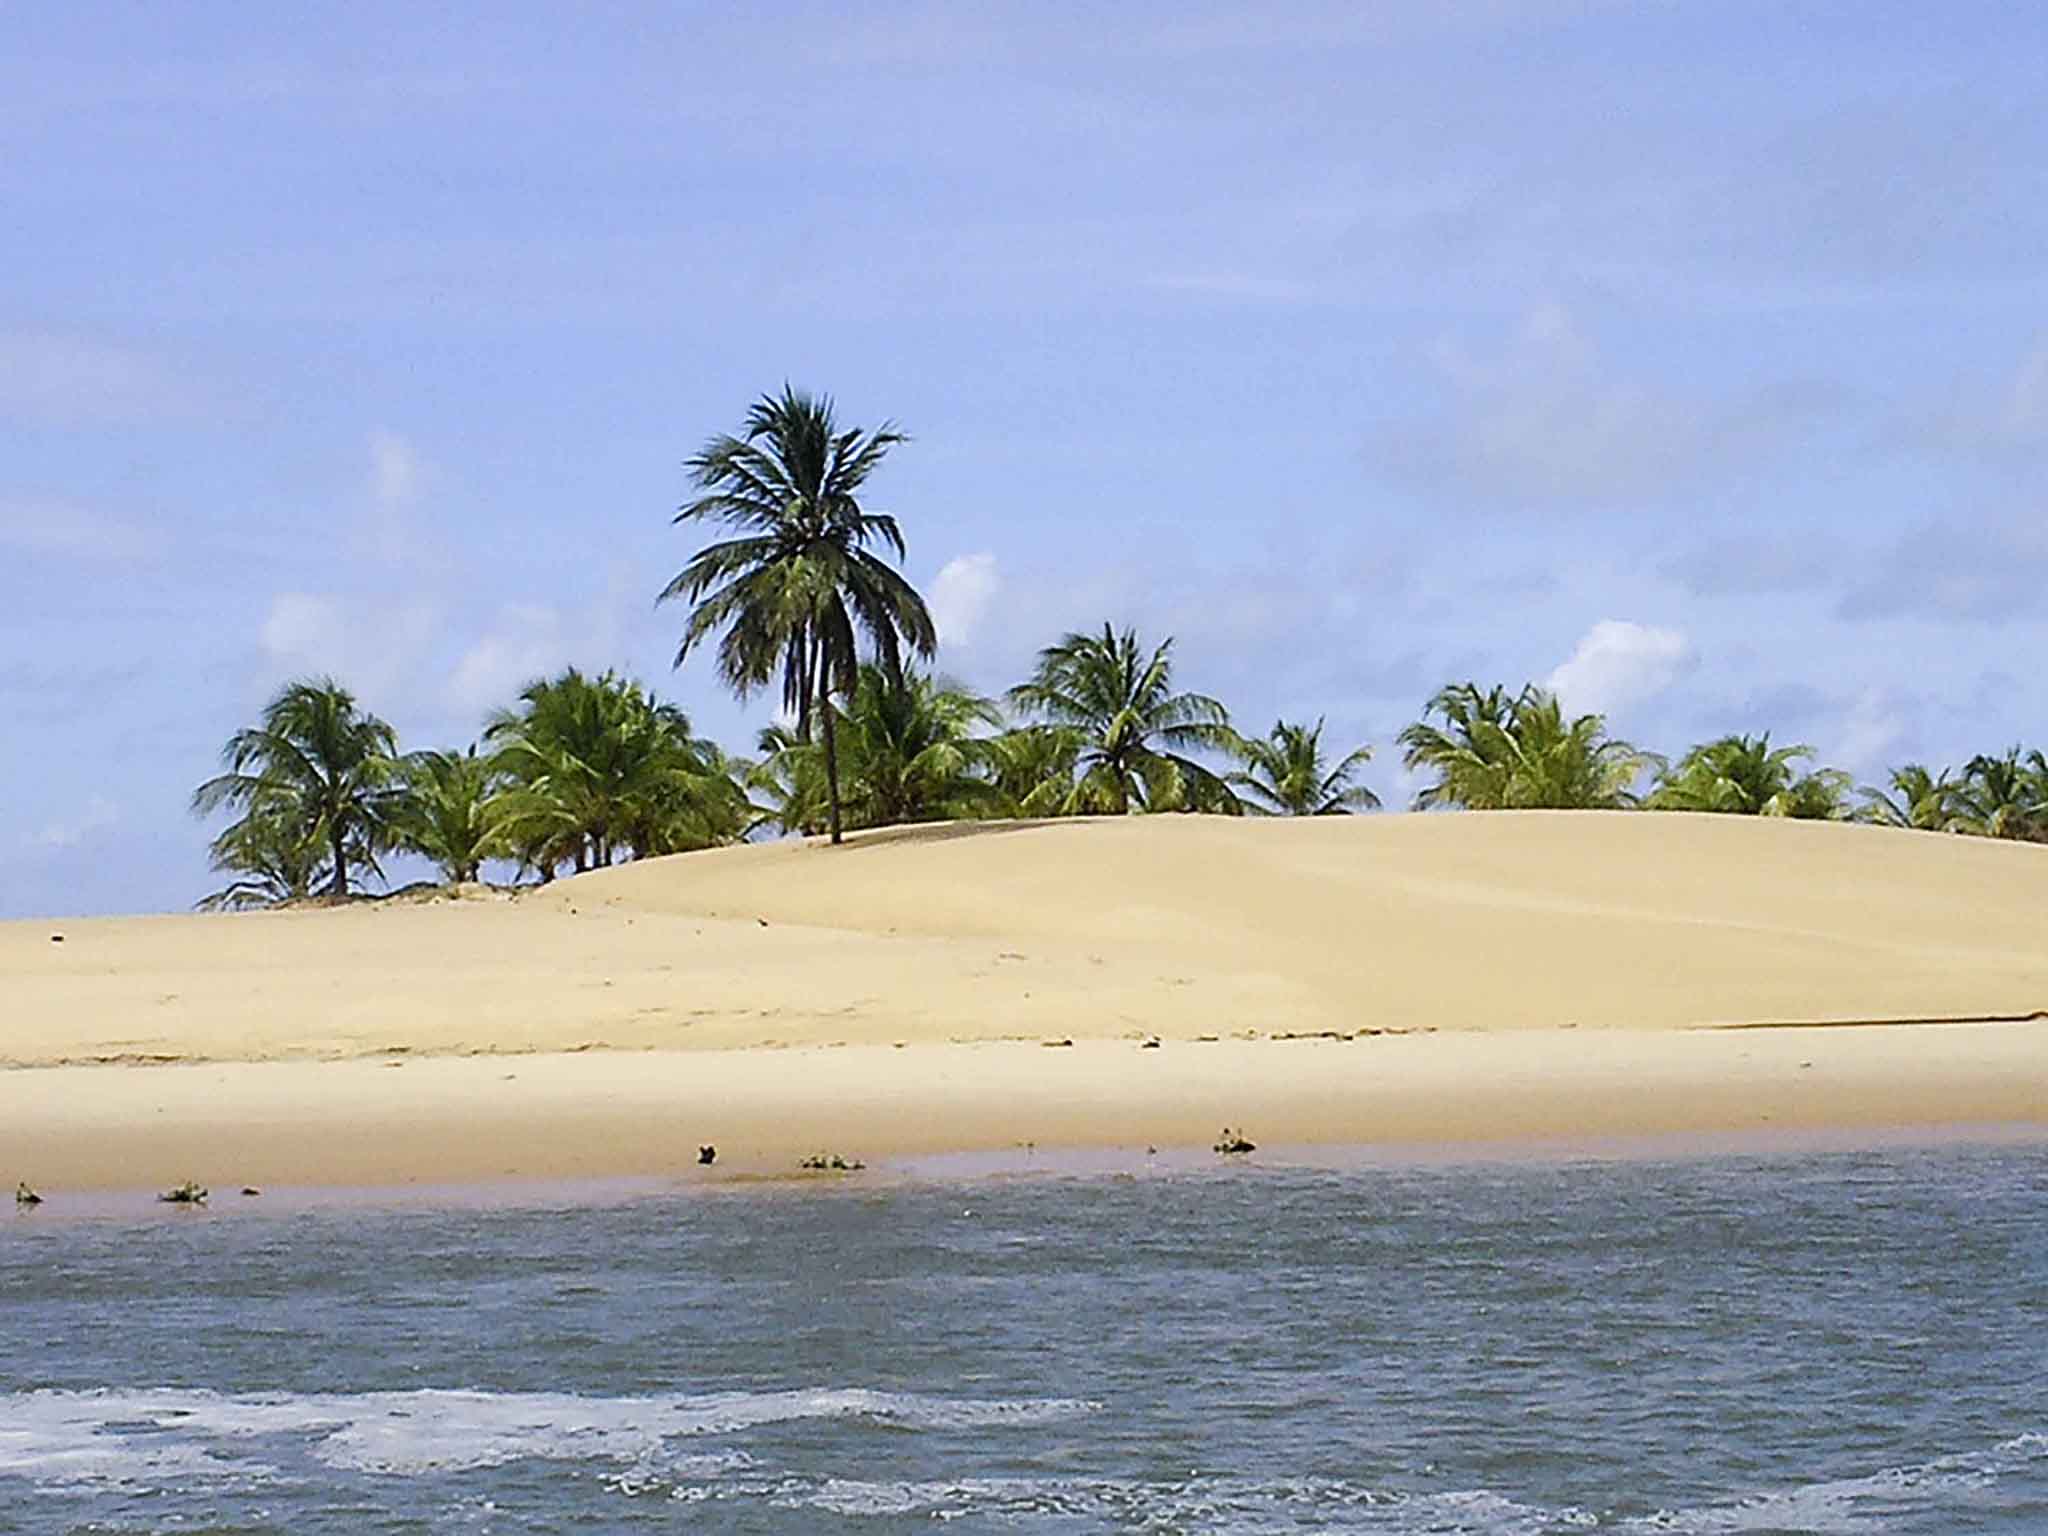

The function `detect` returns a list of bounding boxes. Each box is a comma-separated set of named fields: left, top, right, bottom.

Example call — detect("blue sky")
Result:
left=5, top=2, right=2046, bottom=917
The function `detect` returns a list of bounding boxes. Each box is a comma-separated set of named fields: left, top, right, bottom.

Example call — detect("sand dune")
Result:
left=9, top=813, right=2045, bottom=1068
left=4, top=813, right=2046, bottom=1188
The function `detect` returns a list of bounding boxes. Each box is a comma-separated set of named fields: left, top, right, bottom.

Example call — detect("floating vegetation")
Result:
left=1213, top=1128, right=1257, bottom=1156
left=15, top=1181, right=42, bottom=1207
left=798, top=1153, right=866, bottom=1172
left=159, top=1181, right=209, bottom=1205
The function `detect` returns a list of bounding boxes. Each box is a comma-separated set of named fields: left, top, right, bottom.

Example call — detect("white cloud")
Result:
left=259, top=591, right=440, bottom=700
left=447, top=604, right=566, bottom=718
left=1547, top=620, right=1694, bottom=716
left=930, top=552, right=1000, bottom=649
left=0, top=497, right=160, bottom=561
left=28, top=795, right=120, bottom=851
left=0, top=332, right=193, bottom=423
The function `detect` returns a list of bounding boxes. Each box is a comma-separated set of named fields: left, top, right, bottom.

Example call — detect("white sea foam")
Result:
left=0, top=1385, right=1100, bottom=1489
left=1618, top=1430, right=2048, bottom=1533
left=4, top=1389, right=2039, bottom=1532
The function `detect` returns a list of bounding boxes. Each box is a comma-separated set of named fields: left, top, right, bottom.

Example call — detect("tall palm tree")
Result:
left=1230, top=718, right=1380, bottom=816
left=1650, top=733, right=1851, bottom=819
left=1954, top=748, right=2046, bottom=840
left=1007, top=624, right=1241, bottom=814
left=1398, top=683, right=1651, bottom=810
left=660, top=386, right=936, bottom=845
left=1856, top=763, right=1967, bottom=832
left=191, top=678, right=401, bottom=901
left=396, top=746, right=510, bottom=884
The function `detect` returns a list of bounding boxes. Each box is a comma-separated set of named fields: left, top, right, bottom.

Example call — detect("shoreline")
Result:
left=6, top=1024, right=2045, bottom=1197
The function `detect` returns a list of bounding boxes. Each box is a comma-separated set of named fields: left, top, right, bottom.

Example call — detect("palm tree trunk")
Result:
left=329, top=824, right=348, bottom=901
left=820, top=685, right=844, bottom=846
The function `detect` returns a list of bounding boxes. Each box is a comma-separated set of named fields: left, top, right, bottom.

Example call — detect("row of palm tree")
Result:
left=190, top=385, right=2044, bottom=906
left=191, top=629, right=1383, bottom=905
left=1397, top=680, right=2048, bottom=835
left=190, top=670, right=752, bottom=908
left=192, top=651, right=2048, bottom=909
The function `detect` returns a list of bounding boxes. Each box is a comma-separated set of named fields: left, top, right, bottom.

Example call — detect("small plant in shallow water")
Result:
left=15, top=1181, right=42, bottom=1207
left=1213, top=1128, right=1257, bottom=1155
left=798, top=1153, right=866, bottom=1172
left=159, top=1181, right=209, bottom=1205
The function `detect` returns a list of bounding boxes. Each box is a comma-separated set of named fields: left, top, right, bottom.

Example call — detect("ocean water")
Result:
left=2, top=1143, right=2044, bottom=1534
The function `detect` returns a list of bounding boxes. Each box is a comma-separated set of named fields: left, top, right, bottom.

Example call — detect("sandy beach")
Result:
left=6, top=813, right=2047, bottom=1191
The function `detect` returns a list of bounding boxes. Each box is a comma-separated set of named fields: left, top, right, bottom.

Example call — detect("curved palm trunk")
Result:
left=329, top=823, right=349, bottom=901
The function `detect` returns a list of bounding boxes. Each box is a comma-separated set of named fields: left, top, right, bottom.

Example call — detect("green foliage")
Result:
left=1857, top=763, right=1969, bottom=831
left=395, top=746, right=511, bottom=884
left=1650, top=733, right=1852, bottom=819
left=983, top=725, right=1085, bottom=818
left=191, top=678, right=402, bottom=902
left=195, top=806, right=333, bottom=911
left=1398, top=683, right=1653, bottom=810
left=1230, top=718, right=1379, bottom=816
left=751, top=666, right=1001, bottom=835
left=1007, top=624, right=1242, bottom=815
left=1952, top=748, right=2048, bottom=840
left=660, top=386, right=936, bottom=844
left=487, top=669, right=749, bottom=879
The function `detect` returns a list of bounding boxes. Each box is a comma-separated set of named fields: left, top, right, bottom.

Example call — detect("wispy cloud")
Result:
left=0, top=332, right=196, bottom=424
left=258, top=591, right=442, bottom=701
left=1373, top=304, right=1840, bottom=505
left=27, top=794, right=120, bottom=851
left=359, top=429, right=432, bottom=566
left=446, top=604, right=569, bottom=719
left=0, top=497, right=163, bottom=561
left=1838, top=517, right=2048, bottom=624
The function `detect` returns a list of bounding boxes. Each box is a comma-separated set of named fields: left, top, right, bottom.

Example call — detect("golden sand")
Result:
left=4, top=813, right=2044, bottom=1189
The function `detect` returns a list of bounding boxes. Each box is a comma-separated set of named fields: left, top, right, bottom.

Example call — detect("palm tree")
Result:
left=756, top=665, right=1001, bottom=834
left=1650, top=734, right=1851, bottom=819
left=747, top=722, right=830, bottom=838
left=1954, top=748, right=2046, bottom=840
left=195, top=807, right=332, bottom=911
left=1857, top=764, right=1968, bottom=832
left=1398, top=683, right=1652, bottom=810
left=1230, top=718, right=1380, bottom=815
left=984, top=725, right=1085, bottom=818
left=396, top=746, right=510, bottom=884
left=1007, top=624, right=1241, bottom=814
left=660, top=386, right=936, bottom=845
left=488, top=669, right=745, bottom=878
left=192, top=678, right=401, bottom=901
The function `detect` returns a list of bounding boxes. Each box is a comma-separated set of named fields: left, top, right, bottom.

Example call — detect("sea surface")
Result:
left=2, top=1141, right=2045, bottom=1534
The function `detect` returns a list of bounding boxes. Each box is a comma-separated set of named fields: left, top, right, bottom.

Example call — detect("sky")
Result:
left=4, top=1, right=2046, bottom=917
